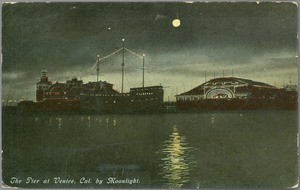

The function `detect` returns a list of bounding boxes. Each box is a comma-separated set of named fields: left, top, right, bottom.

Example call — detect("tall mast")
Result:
left=121, top=39, right=125, bottom=94
left=96, top=55, right=100, bottom=82
left=142, top=54, right=145, bottom=88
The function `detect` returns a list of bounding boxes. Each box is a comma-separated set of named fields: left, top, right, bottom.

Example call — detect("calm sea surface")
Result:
left=2, top=110, right=298, bottom=188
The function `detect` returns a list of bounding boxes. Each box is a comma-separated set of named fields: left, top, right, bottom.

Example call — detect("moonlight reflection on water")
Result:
left=157, top=126, right=197, bottom=188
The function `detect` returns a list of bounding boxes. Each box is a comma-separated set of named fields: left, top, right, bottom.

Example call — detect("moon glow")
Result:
left=172, top=19, right=181, bottom=27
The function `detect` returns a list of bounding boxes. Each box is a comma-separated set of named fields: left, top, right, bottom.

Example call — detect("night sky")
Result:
left=2, top=2, right=298, bottom=101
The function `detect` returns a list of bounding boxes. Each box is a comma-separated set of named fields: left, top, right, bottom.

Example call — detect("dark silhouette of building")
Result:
left=130, top=86, right=163, bottom=102
left=80, top=86, right=164, bottom=113
left=36, top=69, right=52, bottom=102
left=32, top=69, right=164, bottom=112
left=36, top=69, right=117, bottom=102
left=176, top=77, right=297, bottom=110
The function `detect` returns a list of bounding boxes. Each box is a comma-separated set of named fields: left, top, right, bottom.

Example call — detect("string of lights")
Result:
left=91, top=47, right=144, bottom=70
left=124, top=48, right=143, bottom=59
left=91, top=48, right=123, bottom=70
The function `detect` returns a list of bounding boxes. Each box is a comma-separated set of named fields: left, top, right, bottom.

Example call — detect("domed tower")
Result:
left=36, top=68, right=52, bottom=102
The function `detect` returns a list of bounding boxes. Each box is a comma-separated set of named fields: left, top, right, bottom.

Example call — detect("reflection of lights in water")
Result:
left=157, top=126, right=196, bottom=188
left=106, top=118, right=109, bottom=128
left=113, top=117, right=117, bottom=126
left=87, top=116, right=91, bottom=128
left=57, top=117, right=62, bottom=129
left=49, top=117, right=52, bottom=127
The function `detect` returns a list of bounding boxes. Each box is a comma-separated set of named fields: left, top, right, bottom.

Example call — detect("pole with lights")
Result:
left=142, top=54, right=145, bottom=88
left=96, top=55, right=100, bottom=82
left=121, top=38, right=125, bottom=94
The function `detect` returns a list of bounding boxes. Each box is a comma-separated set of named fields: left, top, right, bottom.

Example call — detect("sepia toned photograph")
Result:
left=2, top=2, right=298, bottom=189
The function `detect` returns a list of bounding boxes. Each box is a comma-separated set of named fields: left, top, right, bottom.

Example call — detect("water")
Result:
left=2, top=110, right=298, bottom=188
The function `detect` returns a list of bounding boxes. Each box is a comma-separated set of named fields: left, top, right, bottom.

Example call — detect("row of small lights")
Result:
left=2, top=100, right=23, bottom=106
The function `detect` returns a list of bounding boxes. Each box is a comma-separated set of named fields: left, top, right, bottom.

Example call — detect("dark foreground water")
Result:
left=2, top=110, right=298, bottom=189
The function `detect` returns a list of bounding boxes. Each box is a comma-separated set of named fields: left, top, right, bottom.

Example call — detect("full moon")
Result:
left=172, top=19, right=181, bottom=27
